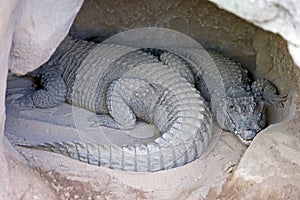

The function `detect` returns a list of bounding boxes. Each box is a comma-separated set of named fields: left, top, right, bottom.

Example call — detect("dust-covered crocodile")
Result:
left=16, top=36, right=286, bottom=172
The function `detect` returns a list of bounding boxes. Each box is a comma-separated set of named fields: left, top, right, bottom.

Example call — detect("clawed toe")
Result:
left=88, top=114, right=119, bottom=129
left=266, top=94, right=287, bottom=108
left=89, top=122, right=103, bottom=128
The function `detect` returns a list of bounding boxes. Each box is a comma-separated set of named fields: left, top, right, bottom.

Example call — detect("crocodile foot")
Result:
left=88, top=114, right=120, bottom=129
left=251, top=78, right=287, bottom=108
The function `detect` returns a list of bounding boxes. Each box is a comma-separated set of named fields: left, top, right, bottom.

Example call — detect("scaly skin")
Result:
left=152, top=48, right=286, bottom=144
left=17, top=37, right=212, bottom=172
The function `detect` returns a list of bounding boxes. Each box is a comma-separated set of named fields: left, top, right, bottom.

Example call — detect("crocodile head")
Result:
left=224, top=96, right=266, bottom=145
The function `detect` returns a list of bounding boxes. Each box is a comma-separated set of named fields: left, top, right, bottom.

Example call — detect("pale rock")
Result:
left=0, top=0, right=22, bottom=198
left=9, top=0, right=84, bottom=75
left=209, top=0, right=300, bottom=68
left=224, top=114, right=300, bottom=199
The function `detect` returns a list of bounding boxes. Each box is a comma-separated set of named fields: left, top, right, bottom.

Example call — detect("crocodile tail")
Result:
left=26, top=88, right=212, bottom=172
left=25, top=129, right=207, bottom=172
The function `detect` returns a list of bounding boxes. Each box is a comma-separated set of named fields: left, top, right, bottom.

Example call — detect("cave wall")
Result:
left=0, top=0, right=19, bottom=197
left=209, top=0, right=300, bottom=68
left=9, top=0, right=84, bottom=75
left=1, top=0, right=299, bottom=199
left=71, top=0, right=258, bottom=72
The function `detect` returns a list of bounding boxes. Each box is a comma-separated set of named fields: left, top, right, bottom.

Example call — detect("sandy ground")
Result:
left=4, top=74, right=247, bottom=199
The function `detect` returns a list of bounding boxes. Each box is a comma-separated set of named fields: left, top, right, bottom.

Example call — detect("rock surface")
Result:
left=8, top=0, right=84, bottom=75
left=71, top=0, right=258, bottom=71
left=0, top=1, right=19, bottom=198
left=209, top=0, right=300, bottom=68
left=220, top=113, right=300, bottom=199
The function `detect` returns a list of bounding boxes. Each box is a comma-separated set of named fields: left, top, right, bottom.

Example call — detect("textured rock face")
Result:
left=0, top=1, right=19, bottom=198
left=71, top=0, right=258, bottom=71
left=9, top=0, right=84, bottom=75
left=1, top=0, right=300, bottom=199
left=223, top=117, right=300, bottom=199
left=209, top=0, right=300, bottom=68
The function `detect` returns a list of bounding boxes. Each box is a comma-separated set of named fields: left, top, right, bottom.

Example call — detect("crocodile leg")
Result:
left=89, top=78, right=159, bottom=129
left=15, top=69, right=67, bottom=109
left=251, top=78, right=287, bottom=108
left=88, top=114, right=120, bottom=129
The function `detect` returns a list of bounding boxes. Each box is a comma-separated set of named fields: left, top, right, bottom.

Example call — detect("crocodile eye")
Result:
left=228, top=104, right=234, bottom=109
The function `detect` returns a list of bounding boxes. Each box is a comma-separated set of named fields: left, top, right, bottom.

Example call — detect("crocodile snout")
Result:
left=235, top=130, right=256, bottom=140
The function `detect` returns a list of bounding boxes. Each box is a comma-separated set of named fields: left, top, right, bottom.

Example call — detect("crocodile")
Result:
left=149, top=49, right=286, bottom=144
left=16, top=36, right=212, bottom=172
left=15, top=36, right=286, bottom=171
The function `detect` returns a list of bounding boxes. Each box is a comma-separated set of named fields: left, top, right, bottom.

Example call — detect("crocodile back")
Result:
left=66, top=44, right=159, bottom=113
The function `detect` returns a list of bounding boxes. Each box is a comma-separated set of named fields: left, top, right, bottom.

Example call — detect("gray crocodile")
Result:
left=17, top=36, right=212, bottom=172
left=16, top=36, right=285, bottom=171
left=148, top=49, right=286, bottom=144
